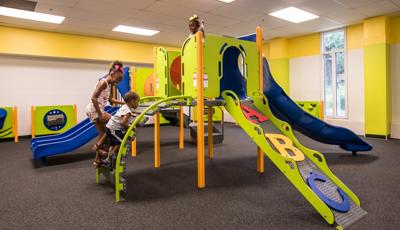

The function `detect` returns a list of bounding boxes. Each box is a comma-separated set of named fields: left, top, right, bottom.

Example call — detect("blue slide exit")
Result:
left=31, top=106, right=119, bottom=160
left=262, top=57, right=372, bottom=152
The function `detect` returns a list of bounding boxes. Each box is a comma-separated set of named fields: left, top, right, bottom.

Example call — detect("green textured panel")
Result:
left=156, top=47, right=168, bottom=97
left=295, top=101, right=322, bottom=119
left=34, top=105, right=76, bottom=136
left=167, top=51, right=181, bottom=96
left=182, top=35, right=259, bottom=98
left=134, top=67, right=153, bottom=97
left=364, top=43, right=391, bottom=135
left=269, top=58, right=289, bottom=94
left=0, top=107, right=14, bottom=138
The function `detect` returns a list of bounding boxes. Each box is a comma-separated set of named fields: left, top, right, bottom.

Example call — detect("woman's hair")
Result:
left=109, top=60, right=124, bottom=76
left=123, top=91, right=140, bottom=103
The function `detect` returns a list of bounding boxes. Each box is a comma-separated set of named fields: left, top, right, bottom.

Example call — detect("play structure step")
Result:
left=190, top=123, right=224, bottom=144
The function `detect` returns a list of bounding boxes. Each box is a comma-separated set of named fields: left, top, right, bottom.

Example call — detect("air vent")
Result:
left=0, top=0, right=37, bottom=11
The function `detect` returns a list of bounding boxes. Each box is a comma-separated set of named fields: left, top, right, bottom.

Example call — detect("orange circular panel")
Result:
left=170, top=56, right=181, bottom=90
left=144, top=75, right=154, bottom=96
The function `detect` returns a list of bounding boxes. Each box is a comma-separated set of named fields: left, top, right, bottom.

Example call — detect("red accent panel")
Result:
left=241, top=104, right=268, bottom=124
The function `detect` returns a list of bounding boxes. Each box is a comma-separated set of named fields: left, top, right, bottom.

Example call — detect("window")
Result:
left=322, top=30, right=346, bottom=118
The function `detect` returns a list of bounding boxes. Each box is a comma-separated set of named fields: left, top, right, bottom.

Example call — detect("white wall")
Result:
left=391, top=44, right=400, bottom=139
left=289, top=51, right=365, bottom=135
left=0, top=55, right=109, bottom=136
left=325, top=49, right=365, bottom=135
left=289, top=55, right=322, bottom=101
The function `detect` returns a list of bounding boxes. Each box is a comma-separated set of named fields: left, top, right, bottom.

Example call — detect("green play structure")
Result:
left=0, top=106, right=17, bottom=141
left=131, top=67, right=154, bottom=97
left=155, top=47, right=182, bottom=97
left=97, top=31, right=367, bottom=229
left=31, top=105, right=76, bottom=137
left=296, top=101, right=323, bottom=119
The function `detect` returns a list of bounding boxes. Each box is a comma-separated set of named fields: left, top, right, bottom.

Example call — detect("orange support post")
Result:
left=153, top=47, right=157, bottom=96
left=320, top=101, right=324, bottom=119
left=179, top=106, right=184, bottom=149
left=131, top=139, right=137, bottom=157
left=130, top=67, right=136, bottom=92
left=31, top=106, right=35, bottom=138
left=73, top=104, right=77, bottom=125
left=207, top=106, right=213, bottom=159
left=256, top=26, right=264, bottom=174
left=154, top=111, right=160, bottom=168
left=196, top=31, right=205, bottom=188
left=13, top=107, right=18, bottom=143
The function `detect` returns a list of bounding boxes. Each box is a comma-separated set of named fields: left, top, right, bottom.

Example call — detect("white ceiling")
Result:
left=0, top=0, right=399, bottom=46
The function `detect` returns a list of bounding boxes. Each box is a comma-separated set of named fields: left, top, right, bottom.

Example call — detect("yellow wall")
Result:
left=363, top=16, right=390, bottom=46
left=0, top=26, right=179, bottom=64
left=347, top=24, right=363, bottom=50
left=288, top=33, right=320, bottom=58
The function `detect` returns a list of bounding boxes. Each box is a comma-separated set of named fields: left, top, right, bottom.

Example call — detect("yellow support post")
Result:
left=131, top=139, right=137, bottom=157
left=179, top=106, right=184, bottom=149
left=154, top=111, right=160, bottom=168
left=256, top=26, right=264, bottom=174
left=13, top=107, right=18, bottom=143
left=196, top=31, right=205, bottom=188
left=207, top=106, right=213, bottom=159
left=31, top=106, right=35, bottom=138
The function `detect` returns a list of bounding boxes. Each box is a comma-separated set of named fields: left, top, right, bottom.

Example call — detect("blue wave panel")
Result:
left=31, top=106, right=119, bottom=159
left=262, top=57, right=372, bottom=152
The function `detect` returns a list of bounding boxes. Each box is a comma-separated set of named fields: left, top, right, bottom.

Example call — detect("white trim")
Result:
left=321, top=29, right=348, bottom=119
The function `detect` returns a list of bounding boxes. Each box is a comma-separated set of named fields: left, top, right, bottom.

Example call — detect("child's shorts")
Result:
left=106, top=128, right=126, bottom=146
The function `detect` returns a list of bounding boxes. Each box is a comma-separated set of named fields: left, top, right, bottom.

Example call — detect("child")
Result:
left=86, top=60, right=125, bottom=166
left=103, top=92, right=141, bottom=168
left=189, top=14, right=205, bottom=36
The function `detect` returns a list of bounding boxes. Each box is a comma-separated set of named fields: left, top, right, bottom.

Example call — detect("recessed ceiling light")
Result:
left=112, top=25, right=159, bottom=36
left=269, top=7, right=319, bottom=23
left=217, top=0, right=236, bottom=3
left=0, top=6, right=64, bottom=24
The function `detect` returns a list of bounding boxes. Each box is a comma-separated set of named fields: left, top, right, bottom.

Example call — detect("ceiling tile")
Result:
left=145, top=1, right=204, bottom=20
left=296, top=0, right=349, bottom=15
left=101, top=0, right=157, bottom=10
left=325, top=8, right=366, bottom=24
left=355, top=0, right=399, bottom=17
left=196, top=13, right=241, bottom=27
left=34, top=2, right=72, bottom=15
left=334, top=0, right=384, bottom=8
left=35, top=0, right=80, bottom=7
left=130, top=10, right=185, bottom=28
left=210, top=0, right=286, bottom=21
left=159, top=0, right=224, bottom=12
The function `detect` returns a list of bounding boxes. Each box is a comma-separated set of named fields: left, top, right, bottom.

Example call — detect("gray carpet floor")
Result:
left=0, top=123, right=399, bottom=230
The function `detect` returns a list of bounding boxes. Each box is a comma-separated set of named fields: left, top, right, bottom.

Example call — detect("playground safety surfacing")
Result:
left=0, top=124, right=399, bottom=230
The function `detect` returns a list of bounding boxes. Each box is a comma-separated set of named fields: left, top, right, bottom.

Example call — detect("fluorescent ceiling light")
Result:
left=269, top=7, right=319, bottom=23
left=0, top=6, right=65, bottom=24
left=217, top=0, right=236, bottom=2
left=112, top=25, right=159, bottom=36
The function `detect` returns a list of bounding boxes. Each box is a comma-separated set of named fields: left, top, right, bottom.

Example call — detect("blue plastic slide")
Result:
left=31, top=106, right=119, bottom=160
left=262, top=57, right=372, bottom=152
left=116, top=66, right=131, bottom=96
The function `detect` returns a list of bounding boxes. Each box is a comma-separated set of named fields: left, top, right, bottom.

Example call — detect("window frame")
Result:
left=321, top=28, right=348, bottom=119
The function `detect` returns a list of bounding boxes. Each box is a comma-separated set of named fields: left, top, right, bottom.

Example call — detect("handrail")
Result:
left=113, top=95, right=192, bottom=202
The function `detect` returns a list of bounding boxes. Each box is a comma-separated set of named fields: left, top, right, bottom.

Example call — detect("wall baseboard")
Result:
left=365, top=134, right=390, bottom=139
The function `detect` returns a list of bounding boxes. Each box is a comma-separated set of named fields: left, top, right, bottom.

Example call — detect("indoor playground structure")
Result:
left=0, top=106, right=18, bottom=142
left=95, top=28, right=371, bottom=229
